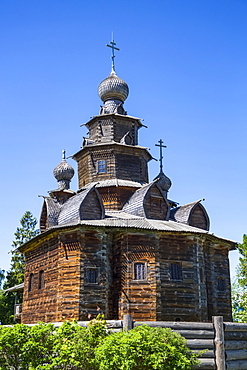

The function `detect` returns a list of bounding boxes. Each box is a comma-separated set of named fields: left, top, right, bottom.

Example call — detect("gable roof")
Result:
left=170, top=200, right=210, bottom=230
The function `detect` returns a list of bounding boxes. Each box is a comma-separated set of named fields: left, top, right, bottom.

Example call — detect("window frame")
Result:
left=133, top=262, right=147, bottom=281
left=170, top=262, right=183, bottom=281
left=217, top=278, right=226, bottom=292
left=85, top=267, right=100, bottom=285
left=97, top=160, right=107, bottom=174
left=28, top=273, right=34, bottom=292
left=38, top=270, right=45, bottom=290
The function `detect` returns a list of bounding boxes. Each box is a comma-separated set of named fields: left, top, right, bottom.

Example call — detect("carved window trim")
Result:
left=133, top=262, right=147, bottom=281
left=170, top=263, right=183, bottom=281
left=97, top=160, right=107, bottom=174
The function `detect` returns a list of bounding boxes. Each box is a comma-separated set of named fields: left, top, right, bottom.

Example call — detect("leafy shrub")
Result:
left=95, top=324, right=199, bottom=370
left=0, top=318, right=198, bottom=370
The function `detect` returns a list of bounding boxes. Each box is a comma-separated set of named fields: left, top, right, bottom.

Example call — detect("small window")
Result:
left=28, top=273, right=34, bottom=292
left=170, top=263, right=183, bottom=281
left=217, top=278, right=226, bottom=292
left=87, top=269, right=98, bottom=284
left=38, top=270, right=44, bottom=289
left=134, top=263, right=146, bottom=280
left=98, top=160, right=106, bottom=174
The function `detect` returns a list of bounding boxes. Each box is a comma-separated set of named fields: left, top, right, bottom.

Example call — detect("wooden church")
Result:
left=19, top=42, right=236, bottom=324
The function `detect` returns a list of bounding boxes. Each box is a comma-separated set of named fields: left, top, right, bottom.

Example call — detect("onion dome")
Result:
left=154, top=171, right=172, bottom=193
left=98, top=70, right=129, bottom=103
left=53, top=150, right=74, bottom=190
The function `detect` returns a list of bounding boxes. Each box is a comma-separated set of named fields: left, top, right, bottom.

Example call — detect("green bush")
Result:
left=95, top=324, right=198, bottom=370
left=0, top=318, right=198, bottom=370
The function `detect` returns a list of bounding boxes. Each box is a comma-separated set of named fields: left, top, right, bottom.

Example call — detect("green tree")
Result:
left=0, top=211, right=38, bottom=324
left=231, top=235, right=247, bottom=322
left=0, top=269, right=4, bottom=289
left=237, top=234, right=247, bottom=288
left=4, top=211, right=38, bottom=290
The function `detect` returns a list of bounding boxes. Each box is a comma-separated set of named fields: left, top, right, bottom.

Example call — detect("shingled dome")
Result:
left=53, top=151, right=74, bottom=190
left=98, top=70, right=129, bottom=103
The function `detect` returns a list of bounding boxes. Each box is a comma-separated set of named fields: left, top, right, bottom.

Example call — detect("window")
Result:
left=217, top=278, right=226, bottom=292
left=28, top=273, right=34, bottom=292
left=38, top=270, right=44, bottom=289
left=134, top=263, right=146, bottom=280
left=170, top=263, right=183, bottom=281
left=87, top=269, right=98, bottom=284
left=98, top=160, right=106, bottom=174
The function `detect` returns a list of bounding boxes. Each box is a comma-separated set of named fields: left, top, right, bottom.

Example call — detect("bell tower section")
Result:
left=73, top=41, right=152, bottom=210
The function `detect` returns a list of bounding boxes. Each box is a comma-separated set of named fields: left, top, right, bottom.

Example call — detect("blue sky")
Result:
left=1, top=0, right=246, bottom=278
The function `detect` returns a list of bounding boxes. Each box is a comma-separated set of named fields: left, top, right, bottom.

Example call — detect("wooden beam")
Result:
left=213, top=316, right=226, bottom=370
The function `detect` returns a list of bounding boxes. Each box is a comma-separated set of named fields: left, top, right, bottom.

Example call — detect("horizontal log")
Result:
left=225, top=341, right=247, bottom=350
left=224, top=322, right=247, bottom=332
left=106, top=320, right=123, bottom=328
left=224, top=331, right=247, bottom=340
left=192, top=349, right=214, bottom=358
left=133, top=321, right=213, bottom=330
left=186, top=339, right=214, bottom=349
left=175, top=330, right=214, bottom=339
left=226, top=359, right=247, bottom=370
left=226, top=349, right=247, bottom=361
left=195, top=358, right=216, bottom=369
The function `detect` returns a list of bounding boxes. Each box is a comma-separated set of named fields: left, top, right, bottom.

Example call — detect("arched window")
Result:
left=38, top=270, right=44, bottom=289
left=134, top=263, right=146, bottom=280
left=28, top=273, right=34, bottom=292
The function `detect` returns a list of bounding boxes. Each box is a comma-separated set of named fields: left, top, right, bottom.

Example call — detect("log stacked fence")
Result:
left=7, top=316, right=247, bottom=369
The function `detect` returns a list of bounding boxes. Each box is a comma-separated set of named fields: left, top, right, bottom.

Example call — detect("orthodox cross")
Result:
left=155, top=139, right=167, bottom=173
left=106, top=35, right=120, bottom=72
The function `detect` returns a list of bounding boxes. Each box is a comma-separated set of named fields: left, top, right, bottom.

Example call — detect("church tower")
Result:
left=73, top=41, right=152, bottom=210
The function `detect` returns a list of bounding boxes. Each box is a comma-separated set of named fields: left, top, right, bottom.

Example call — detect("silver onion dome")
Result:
left=98, top=70, right=129, bottom=103
left=53, top=150, right=74, bottom=190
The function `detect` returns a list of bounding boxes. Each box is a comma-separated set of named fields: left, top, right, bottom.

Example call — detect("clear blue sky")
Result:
left=1, top=0, right=246, bottom=278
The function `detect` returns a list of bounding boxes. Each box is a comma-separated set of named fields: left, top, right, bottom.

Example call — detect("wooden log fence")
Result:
left=7, top=316, right=247, bottom=369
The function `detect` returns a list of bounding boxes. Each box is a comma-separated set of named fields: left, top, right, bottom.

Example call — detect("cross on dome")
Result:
left=155, top=139, right=167, bottom=173
left=106, top=34, right=120, bottom=73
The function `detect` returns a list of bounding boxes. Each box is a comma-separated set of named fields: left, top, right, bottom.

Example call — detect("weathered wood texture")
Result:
left=80, top=189, right=104, bottom=219
left=22, top=236, right=60, bottom=323
left=85, top=116, right=140, bottom=146
left=224, top=320, right=247, bottom=369
left=143, top=184, right=169, bottom=220
left=190, top=204, right=208, bottom=230
left=213, top=316, right=226, bottom=370
left=21, top=226, right=232, bottom=324
left=74, top=144, right=150, bottom=189
left=98, top=186, right=137, bottom=210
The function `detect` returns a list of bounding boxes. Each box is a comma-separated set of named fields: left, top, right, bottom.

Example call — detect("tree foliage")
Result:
left=237, top=234, right=247, bottom=288
left=0, top=317, right=198, bottom=370
left=231, top=235, right=247, bottom=322
left=0, top=211, right=38, bottom=324
left=4, top=211, right=38, bottom=290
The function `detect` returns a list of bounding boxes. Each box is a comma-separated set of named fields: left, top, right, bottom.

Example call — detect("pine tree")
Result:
left=3, top=211, right=38, bottom=290
left=0, top=211, right=38, bottom=324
